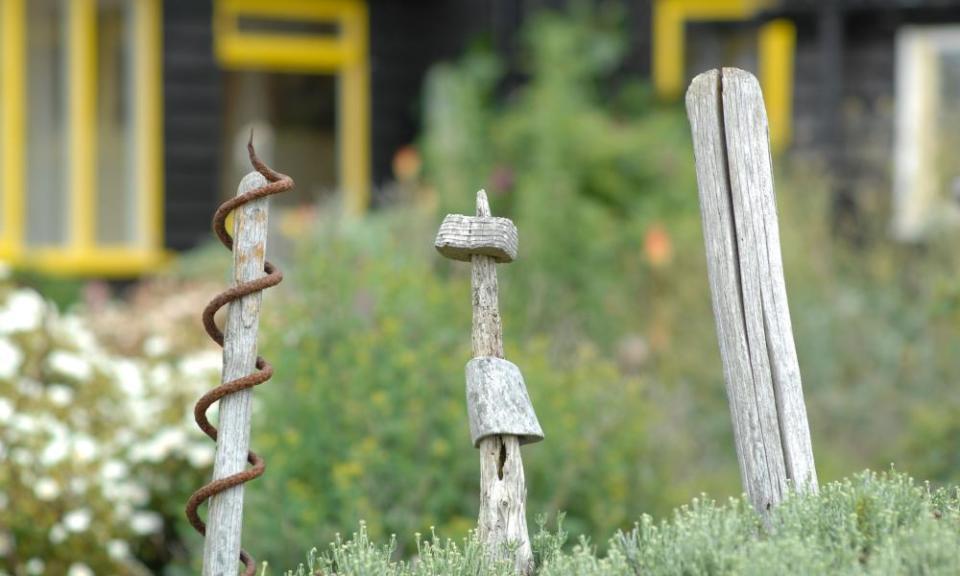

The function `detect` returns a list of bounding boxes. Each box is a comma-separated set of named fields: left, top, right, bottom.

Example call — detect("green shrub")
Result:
left=283, top=471, right=960, bottom=576
left=422, top=7, right=700, bottom=343
left=244, top=206, right=664, bottom=564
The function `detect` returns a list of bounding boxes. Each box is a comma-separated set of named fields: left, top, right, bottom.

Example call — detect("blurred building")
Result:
left=5, top=0, right=625, bottom=276
left=2, top=0, right=958, bottom=278
left=658, top=0, right=960, bottom=240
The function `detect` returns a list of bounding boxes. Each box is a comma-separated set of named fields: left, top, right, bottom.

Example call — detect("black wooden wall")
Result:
left=781, top=2, right=960, bottom=232
left=162, top=0, right=222, bottom=251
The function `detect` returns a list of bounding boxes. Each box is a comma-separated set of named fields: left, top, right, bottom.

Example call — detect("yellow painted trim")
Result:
left=0, top=0, right=25, bottom=259
left=214, top=0, right=370, bottom=214
left=653, top=0, right=793, bottom=150
left=69, top=0, right=97, bottom=250
left=759, top=19, right=795, bottom=151
left=215, top=0, right=363, bottom=71
left=653, top=0, right=765, bottom=100
left=340, top=0, right=369, bottom=215
left=134, top=0, right=164, bottom=251
left=221, top=0, right=360, bottom=20
left=22, top=247, right=175, bottom=277
left=217, top=35, right=356, bottom=72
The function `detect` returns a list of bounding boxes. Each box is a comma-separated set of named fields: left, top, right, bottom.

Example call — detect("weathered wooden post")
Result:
left=187, top=144, right=293, bottom=576
left=435, top=190, right=544, bottom=574
left=685, top=68, right=818, bottom=517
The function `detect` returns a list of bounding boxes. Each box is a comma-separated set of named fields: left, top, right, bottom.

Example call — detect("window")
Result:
left=0, top=0, right=164, bottom=275
left=214, top=0, right=370, bottom=215
left=221, top=71, right=338, bottom=206
left=893, top=26, right=960, bottom=240
left=652, top=0, right=795, bottom=150
left=26, top=0, right=68, bottom=248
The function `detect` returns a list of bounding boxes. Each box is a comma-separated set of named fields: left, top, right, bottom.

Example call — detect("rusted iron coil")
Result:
left=185, top=140, right=294, bottom=575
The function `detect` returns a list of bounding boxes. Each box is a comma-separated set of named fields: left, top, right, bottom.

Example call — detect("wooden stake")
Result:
left=203, top=171, right=269, bottom=576
left=686, top=68, right=818, bottom=517
left=472, top=191, right=533, bottom=574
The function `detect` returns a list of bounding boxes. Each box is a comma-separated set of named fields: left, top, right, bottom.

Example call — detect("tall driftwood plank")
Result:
left=685, top=68, right=817, bottom=517
left=204, top=171, right=269, bottom=576
left=472, top=191, right=534, bottom=574
left=720, top=70, right=818, bottom=491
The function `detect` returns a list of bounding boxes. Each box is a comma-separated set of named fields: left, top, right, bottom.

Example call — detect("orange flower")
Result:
left=392, top=145, right=421, bottom=182
left=644, top=224, right=673, bottom=267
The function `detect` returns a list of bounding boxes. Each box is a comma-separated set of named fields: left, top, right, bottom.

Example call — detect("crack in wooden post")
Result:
left=472, top=191, right=533, bottom=574
left=686, top=68, right=818, bottom=518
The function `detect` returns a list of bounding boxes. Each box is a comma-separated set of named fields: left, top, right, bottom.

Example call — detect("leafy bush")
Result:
left=0, top=273, right=220, bottom=574
left=283, top=471, right=960, bottom=576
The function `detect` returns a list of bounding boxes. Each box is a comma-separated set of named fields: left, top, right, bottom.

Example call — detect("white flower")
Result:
left=0, top=289, right=45, bottom=334
left=106, top=479, right=148, bottom=507
left=186, top=442, right=214, bottom=468
left=66, top=563, right=93, bottom=576
left=0, top=338, right=22, bottom=379
left=143, top=335, right=170, bottom=357
left=11, top=448, right=32, bottom=466
left=48, top=524, right=66, bottom=544
left=131, top=428, right=186, bottom=463
left=129, top=510, right=163, bottom=535
left=69, top=477, right=88, bottom=495
left=63, top=509, right=92, bottom=533
left=100, top=459, right=128, bottom=482
left=149, top=363, right=173, bottom=388
left=16, top=378, right=42, bottom=397
left=106, top=539, right=129, bottom=560
left=40, top=439, right=68, bottom=467
left=73, top=436, right=98, bottom=462
left=53, top=316, right=97, bottom=352
left=34, top=478, right=60, bottom=501
left=113, top=502, right=132, bottom=522
left=114, top=359, right=144, bottom=396
left=24, top=558, right=44, bottom=575
left=47, top=351, right=92, bottom=382
left=179, top=351, right=222, bottom=379
left=46, top=384, right=74, bottom=406
left=0, top=398, right=12, bottom=423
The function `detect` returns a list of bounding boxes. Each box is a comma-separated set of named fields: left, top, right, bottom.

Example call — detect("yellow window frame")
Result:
left=0, top=0, right=167, bottom=277
left=653, top=0, right=795, bottom=151
left=214, top=0, right=370, bottom=216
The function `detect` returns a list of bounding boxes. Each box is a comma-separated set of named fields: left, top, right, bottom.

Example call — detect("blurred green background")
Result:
left=3, top=3, right=960, bottom=575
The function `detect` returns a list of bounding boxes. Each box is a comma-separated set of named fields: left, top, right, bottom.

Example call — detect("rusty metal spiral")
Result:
left=185, top=139, right=294, bottom=575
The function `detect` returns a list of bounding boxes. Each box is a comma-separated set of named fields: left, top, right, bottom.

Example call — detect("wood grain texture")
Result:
left=436, top=212, right=519, bottom=263
left=720, top=69, right=818, bottom=492
left=203, top=172, right=269, bottom=576
left=465, top=357, right=544, bottom=447
left=685, top=68, right=818, bottom=518
left=471, top=190, right=533, bottom=574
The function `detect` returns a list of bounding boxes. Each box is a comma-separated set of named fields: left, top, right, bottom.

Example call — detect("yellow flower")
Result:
left=333, top=460, right=363, bottom=487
